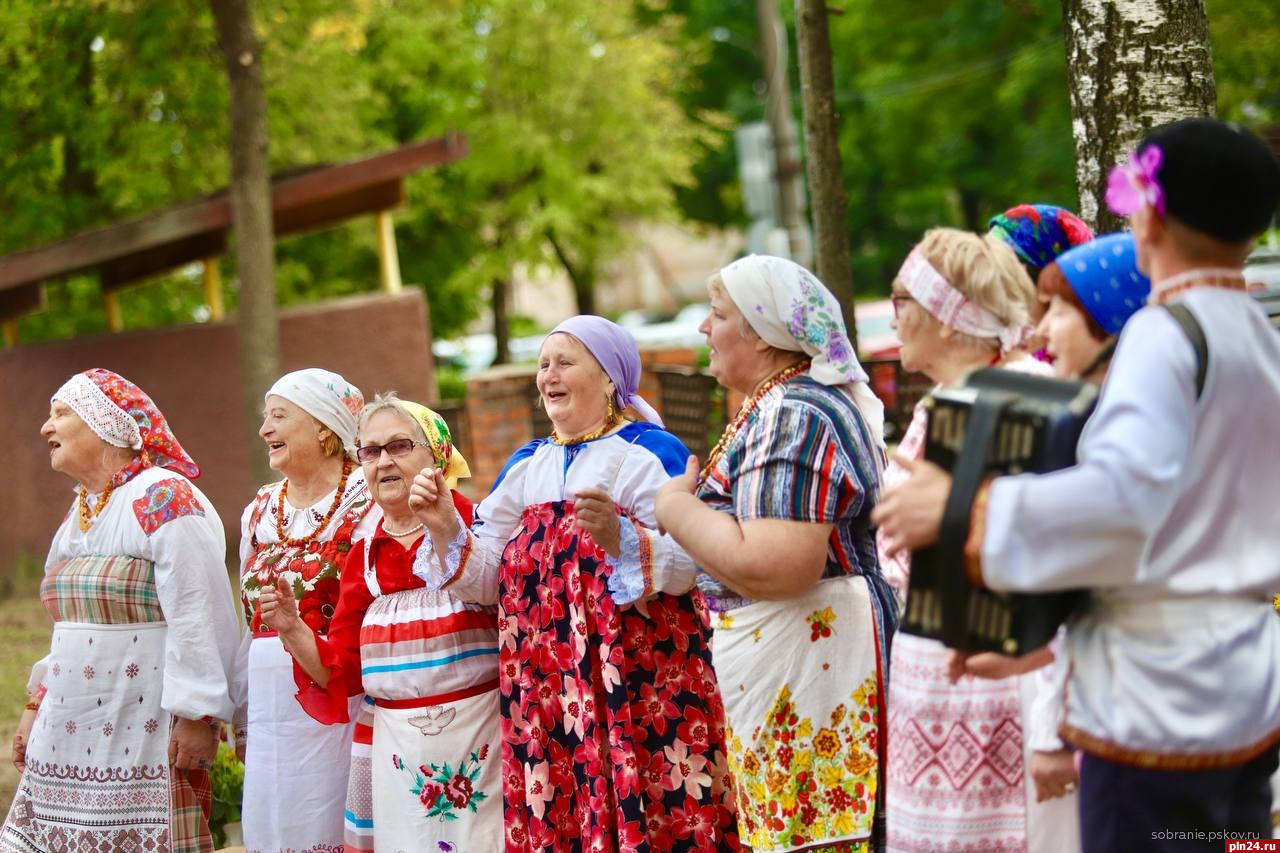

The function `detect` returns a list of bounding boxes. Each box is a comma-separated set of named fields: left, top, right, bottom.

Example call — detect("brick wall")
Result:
left=459, top=346, right=710, bottom=497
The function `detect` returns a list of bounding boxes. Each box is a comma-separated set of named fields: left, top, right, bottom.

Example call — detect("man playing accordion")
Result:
left=875, top=118, right=1280, bottom=851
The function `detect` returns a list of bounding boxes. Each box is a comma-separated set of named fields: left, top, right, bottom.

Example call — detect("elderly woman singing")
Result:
left=236, top=368, right=379, bottom=853
left=410, top=316, right=740, bottom=851
left=653, top=256, right=894, bottom=853
left=4, top=368, right=242, bottom=851
left=257, top=395, right=500, bottom=852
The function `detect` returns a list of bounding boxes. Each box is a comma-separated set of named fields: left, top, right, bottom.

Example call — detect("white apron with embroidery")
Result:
left=711, top=574, right=882, bottom=852
left=6, top=621, right=173, bottom=850
left=354, top=539, right=502, bottom=850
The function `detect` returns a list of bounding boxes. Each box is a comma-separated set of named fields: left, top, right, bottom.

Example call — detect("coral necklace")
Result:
left=698, top=360, right=811, bottom=488
left=276, top=457, right=354, bottom=547
left=77, top=479, right=116, bottom=533
left=1151, top=268, right=1247, bottom=304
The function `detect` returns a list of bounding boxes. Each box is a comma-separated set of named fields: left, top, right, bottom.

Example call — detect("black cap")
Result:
left=1139, top=118, right=1280, bottom=243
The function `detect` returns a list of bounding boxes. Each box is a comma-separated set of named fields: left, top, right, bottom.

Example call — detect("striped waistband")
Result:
left=373, top=677, right=500, bottom=709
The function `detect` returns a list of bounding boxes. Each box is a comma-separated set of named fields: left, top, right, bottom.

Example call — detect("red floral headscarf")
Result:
left=52, top=368, right=200, bottom=481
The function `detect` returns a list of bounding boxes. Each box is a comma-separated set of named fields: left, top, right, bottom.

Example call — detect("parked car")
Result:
left=1246, top=243, right=1280, bottom=328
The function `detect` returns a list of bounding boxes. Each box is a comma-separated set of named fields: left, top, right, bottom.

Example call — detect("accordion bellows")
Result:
left=902, top=368, right=1098, bottom=653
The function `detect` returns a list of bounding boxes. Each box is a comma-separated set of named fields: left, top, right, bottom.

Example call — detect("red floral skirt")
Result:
left=497, top=500, right=740, bottom=852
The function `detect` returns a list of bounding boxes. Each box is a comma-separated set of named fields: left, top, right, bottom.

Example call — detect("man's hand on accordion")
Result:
left=945, top=647, right=1055, bottom=684
left=871, top=455, right=952, bottom=555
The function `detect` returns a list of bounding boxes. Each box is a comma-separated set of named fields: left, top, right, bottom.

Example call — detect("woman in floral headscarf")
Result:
left=4, top=368, right=243, bottom=852
left=257, top=394, right=499, bottom=852
left=236, top=368, right=379, bottom=853
left=653, top=255, right=894, bottom=852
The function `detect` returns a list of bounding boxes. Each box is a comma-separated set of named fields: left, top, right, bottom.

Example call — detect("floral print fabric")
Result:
left=718, top=254, right=869, bottom=387
left=987, top=204, right=1093, bottom=275
left=711, top=575, right=884, bottom=852
left=497, top=500, right=739, bottom=852
left=240, top=481, right=372, bottom=634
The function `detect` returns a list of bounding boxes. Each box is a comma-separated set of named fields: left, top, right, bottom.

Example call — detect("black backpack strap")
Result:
left=1163, top=303, right=1208, bottom=400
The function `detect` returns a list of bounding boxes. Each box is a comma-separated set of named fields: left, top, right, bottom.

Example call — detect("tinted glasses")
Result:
left=355, top=438, right=429, bottom=464
left=890, top=293, right=916, bottom=319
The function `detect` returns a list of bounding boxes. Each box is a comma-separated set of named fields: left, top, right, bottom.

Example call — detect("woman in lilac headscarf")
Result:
left=409, top=316, right=739, bottom=851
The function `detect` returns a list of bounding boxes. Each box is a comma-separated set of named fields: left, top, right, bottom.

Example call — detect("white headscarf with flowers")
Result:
left=266, top=368, right=364, bottom=454
left=719, top=254, right=887, bottom=454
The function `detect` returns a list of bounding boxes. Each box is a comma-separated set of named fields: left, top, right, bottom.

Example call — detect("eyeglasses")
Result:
left=890, top=294, right=916, bottom=319
left=355, top=439, right=429, bottom=464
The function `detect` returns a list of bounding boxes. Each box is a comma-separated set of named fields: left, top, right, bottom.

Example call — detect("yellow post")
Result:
left=2, top=321, right=17, bottom=348
left=203, top=257, right=224, bottom=320
left=103, top=291, right=123, bottom=332
left=375, top=210, right=403, bottom=294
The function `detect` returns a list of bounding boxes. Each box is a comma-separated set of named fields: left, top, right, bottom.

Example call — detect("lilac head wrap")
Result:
left=546, top=315, right=664, bottom=427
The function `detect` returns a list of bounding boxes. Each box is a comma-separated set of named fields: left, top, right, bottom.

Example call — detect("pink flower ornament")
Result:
left=1106, top=145, right=1166, bottom=217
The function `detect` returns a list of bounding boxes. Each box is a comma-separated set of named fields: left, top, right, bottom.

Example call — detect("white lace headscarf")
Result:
left=719, top=254, right=887, bottom=454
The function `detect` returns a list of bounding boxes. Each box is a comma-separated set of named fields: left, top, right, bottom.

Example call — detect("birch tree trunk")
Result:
left=1062, top=0, right=1216, bottom=232
left=211, top=0, right=278, bottom=486
left=795, top=0, right=856, bottom=339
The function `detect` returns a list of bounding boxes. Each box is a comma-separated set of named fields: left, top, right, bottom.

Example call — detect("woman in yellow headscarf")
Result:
left=258, top=393, right=500, bottom=852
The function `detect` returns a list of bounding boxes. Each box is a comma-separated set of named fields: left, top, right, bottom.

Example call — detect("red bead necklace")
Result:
left=275, top=457, right=354, bottom=547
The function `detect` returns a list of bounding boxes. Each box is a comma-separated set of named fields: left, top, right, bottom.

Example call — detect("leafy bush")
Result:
left=436, top=366, right=469, bottom=403
left=208, top=740, right=243, bottom=848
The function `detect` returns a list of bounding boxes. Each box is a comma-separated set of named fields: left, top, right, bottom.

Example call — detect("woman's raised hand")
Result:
left=574, top=487, right=621, bottom=557
left=410, top=467, right=462, bottom=542
left=258, top=577, right=300, bottom=634
left=654, top=455, right=699, bottom=535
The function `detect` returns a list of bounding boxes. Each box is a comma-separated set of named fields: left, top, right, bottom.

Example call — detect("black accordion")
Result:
left=900, top=367, right=1097, bottom=654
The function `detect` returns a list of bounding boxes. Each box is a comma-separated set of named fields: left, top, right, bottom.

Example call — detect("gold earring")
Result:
left=606, top=396, right=617, bottom=423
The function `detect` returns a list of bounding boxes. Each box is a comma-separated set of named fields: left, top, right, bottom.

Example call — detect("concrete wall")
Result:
left=0, top=290, right=435, bottom=579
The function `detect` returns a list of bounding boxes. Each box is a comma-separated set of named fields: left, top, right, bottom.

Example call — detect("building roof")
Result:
left=0, top=133, right=467, bottom=323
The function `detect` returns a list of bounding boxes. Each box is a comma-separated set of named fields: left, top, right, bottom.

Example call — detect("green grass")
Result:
left=0, top=557, right=53, bottom=810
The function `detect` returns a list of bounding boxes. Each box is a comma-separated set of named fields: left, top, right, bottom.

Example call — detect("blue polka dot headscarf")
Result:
left=1057, top=232, right=1151, bottom=335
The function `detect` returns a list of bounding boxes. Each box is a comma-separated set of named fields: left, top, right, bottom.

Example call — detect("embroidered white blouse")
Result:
left=415, top=422, right=696, bottom=604
left=33, top=466, right=244, bottom=722
left=979, top=289, right=1280, bottom=764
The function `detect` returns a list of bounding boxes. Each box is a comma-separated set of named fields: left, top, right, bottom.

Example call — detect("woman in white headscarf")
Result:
left=235, top=368, right=380, bottom=853
left=654, top=255, right=895, bottom=852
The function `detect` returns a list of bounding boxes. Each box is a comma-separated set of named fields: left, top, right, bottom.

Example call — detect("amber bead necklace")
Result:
left=550, top=412, right=621, bottom=447
left=697, top=359, right=811, bottom=488
left=76, top=479, right=116, bottom=533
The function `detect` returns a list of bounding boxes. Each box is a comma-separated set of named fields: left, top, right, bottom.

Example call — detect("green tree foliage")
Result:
left=1206, top=0, right=1280, bottom=126
left=4, top=0, right=1274, bottom=344
left=830, top=0, right=1077, bottom=292
left=669, top=0, right=1277, bottom=297
left=2, top=0, right=717, bottom=350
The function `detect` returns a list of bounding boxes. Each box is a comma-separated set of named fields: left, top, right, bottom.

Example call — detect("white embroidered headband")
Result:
left=896, top=247, right=1032, bottom=353
left=52, top=374, right=143, bottom=450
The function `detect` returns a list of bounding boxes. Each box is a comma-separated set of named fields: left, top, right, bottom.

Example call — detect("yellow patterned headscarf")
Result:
left=398, top=401, right=471, bottom=489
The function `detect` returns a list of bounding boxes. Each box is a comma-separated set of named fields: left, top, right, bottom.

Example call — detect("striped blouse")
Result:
left=695, top=374, right=894, bottom=622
